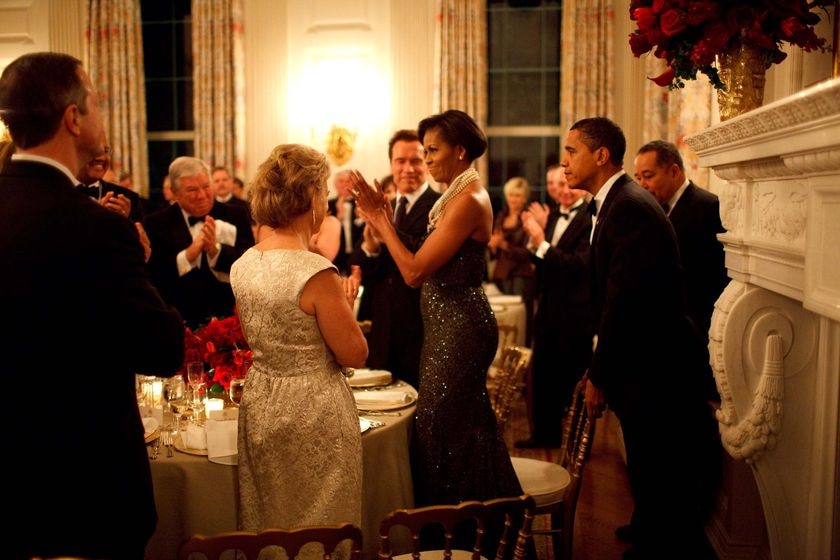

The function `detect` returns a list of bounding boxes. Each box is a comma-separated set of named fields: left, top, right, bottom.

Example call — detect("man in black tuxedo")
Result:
left=515, top=164, right=593, bottom=448
left=353, top=130, right=440, bottom=388
left=635, top=140, right=728, bottom=400
left=564, top=118, right=722, bottom=558
left=329, top=168, right=365, bottom=275
left=0, top=51, right=184, bottom=560
left=144, top=156, right=255, bottom=329
left=77, top=149, right=145, bottom=222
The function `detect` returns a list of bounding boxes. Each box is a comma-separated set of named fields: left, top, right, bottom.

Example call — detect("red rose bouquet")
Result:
left=181, top=309, right=252, bottom=397
left=628, top=0, right=833, bottom=89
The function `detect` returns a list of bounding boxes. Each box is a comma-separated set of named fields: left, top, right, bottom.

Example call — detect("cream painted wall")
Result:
left=243, top=0, right=436, bottom=187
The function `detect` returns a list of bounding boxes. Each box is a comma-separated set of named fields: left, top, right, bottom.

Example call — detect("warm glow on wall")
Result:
left=288, top=48, right=389, bottom=165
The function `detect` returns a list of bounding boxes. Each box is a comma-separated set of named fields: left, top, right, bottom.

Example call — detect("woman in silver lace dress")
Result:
left=231, top=144, right=367, bottom=531
left=350, top=110, right=522, bottom=508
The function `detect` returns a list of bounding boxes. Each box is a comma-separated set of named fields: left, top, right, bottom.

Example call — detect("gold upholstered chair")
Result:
left=510, top=378, right=596, bottom=560
left=377, top=494, right=536, bottom=560
left=178, top=523, right=363, bottom=560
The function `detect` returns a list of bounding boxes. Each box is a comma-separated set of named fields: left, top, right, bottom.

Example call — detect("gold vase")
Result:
left=716, top=42, right=768, bottom=120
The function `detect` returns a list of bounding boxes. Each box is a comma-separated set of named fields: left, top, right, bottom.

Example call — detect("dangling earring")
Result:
left=312, top=208, right=316, bottom=226
left=458, top=154, right=463, bottom=161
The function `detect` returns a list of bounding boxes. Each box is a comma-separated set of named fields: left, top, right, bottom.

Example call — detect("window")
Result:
left=487, top=0, right=562, bottom=208
left=141, top=0, right=194, bottom=206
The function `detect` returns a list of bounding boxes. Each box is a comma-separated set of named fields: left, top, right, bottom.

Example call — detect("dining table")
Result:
left=144, top=381, right=417, bottom=560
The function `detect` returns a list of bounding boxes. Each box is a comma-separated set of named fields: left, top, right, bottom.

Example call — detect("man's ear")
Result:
left=63, top=104, right=82, bottom=137
left=595, top=146, right=610, bottom=166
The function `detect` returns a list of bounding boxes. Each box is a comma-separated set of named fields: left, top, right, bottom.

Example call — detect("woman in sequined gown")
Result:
left=350, top=110, right=522, bottom=507
left=231, top=144, right=367, bottom=533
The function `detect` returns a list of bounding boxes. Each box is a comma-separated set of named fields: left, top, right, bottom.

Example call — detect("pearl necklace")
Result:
left=427, top=167, right=481, bottom=230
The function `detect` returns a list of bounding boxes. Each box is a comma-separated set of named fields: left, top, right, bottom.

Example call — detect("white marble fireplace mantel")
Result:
left=686, top=78, right=840, bottom=560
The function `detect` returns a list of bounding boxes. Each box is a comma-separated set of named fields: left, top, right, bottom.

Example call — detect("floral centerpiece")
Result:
left=181, top=309, right=252, bottom=398
left=628, top=0, right=833, bottom=89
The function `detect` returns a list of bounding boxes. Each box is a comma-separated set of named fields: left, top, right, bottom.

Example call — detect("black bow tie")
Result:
left=188, top=215, right=206, bottom=225
left=559, top=205, right=581, bottom=220
left=586, top=199, right=598, bottom=217
left=77, top=184, right=100, bottom=199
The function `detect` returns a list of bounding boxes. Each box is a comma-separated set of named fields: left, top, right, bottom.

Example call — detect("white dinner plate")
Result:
left=348, top=368, right=393, bottom=388
left=360, top=417, right=373, bottom=433
left=354, top=391, right=417, bottom=411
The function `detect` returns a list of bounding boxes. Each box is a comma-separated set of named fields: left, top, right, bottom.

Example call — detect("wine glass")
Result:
left=229, top=377, right=245, bottom=407
left=163, top=376, right=187, bottom=432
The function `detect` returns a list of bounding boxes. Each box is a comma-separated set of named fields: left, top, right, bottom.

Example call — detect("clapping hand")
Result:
left=101, top=191, right=131, bottom=218
left=527, top=201, right=550, bottom=230
left=348, top=170, right=388, bottom=220
left=521, top=211, right=545, bottom=246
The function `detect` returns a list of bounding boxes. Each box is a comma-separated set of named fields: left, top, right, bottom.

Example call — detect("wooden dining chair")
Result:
left=377, top=494, right=536, bottom=560
left=510, top=378, right=596, bottom=560
left=178, top=523, right=363, bottom=560
left=489, top=346, right=532, bottom=434
left=487, top=324, right=521, bottom=391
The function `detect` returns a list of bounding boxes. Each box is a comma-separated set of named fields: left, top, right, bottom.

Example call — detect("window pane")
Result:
left=145, top=81, right=176, bottom=131
left=488, top=136, right=559, bottom=206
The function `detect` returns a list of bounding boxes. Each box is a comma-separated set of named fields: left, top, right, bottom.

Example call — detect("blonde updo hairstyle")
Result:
left=250, top=144, right=330, bottom=229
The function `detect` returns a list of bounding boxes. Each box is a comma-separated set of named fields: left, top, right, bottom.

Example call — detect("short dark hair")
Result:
left=570, top=117, right=626, bottom=166
left=418, top=109, right=487, bottom=162
left=0, top=52, right=88, bottom=149
left=388, top=129, right=420, bottom=161
left=637, top=140, right=685, bottom=171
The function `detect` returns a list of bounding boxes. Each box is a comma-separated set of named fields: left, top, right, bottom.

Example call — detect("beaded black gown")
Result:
left=412, top=233, right=523, bottom=506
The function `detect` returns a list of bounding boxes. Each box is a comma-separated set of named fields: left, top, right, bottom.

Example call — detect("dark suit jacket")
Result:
left=219, top=195, right=254, bottom=225
left=351, top=187, right=440, bottom=388
left=329, top=197, right=365, bottom=275
left=588, top=174, right=706, bottom=400
left=144, top=200, right=255, bottom=329
left=1, top=160, right=185, bottom=559
left=533, top=205, right=593, bottom=339
left=669, top=182, right=727, bottom=336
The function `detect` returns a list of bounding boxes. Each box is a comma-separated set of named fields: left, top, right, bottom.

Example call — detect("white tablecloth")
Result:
left=145, top=395, right=415, bottom=560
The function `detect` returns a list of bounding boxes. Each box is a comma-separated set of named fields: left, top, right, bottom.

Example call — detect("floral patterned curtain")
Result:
left=434, top=0, right=488, bottom=179
left=642, top=57, right=712, bottom=188
left=192, top=0, right=246, bottom=177
left=85, top=0, right=149, bottom=197
left=560, top=0, right=614, bottom=130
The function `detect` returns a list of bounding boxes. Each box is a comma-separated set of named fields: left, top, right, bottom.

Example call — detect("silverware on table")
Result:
left=357, top=410, right=402, bottom=417
left=150, top=437, right=161, bottom=460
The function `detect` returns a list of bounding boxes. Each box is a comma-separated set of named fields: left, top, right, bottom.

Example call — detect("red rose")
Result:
left=659, top=8, right=687, bottom=37
left=633, top=7, right=658, bottom=32
left=685, top=0, right=718, bottom=26
left=648, top=65, right=676, bottom=87
left=746, top=23, right=776, bottom=51
left=629, top=32, right=653, bottom=56
left=651, top=0, right=668, bottom=14
left=690, top=40, right=717, bottom=67
left=704, top=22, right=734, bottom=48
left=779, top=16, right=805, bottom=39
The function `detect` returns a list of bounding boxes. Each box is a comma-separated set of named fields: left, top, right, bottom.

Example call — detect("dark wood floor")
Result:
left=504, top=395, right=634, bottom=560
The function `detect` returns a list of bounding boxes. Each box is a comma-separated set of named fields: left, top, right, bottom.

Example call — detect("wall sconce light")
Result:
left=325, top=124, right=357, bottom=166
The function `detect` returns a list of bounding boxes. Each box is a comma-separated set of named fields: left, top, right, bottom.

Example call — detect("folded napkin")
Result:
left=184, top=423, right=207, bottom=450
left=348, top=368, right=392, bottom=387
left=353, top=390, right=411, bottom=406
left=142, top=416, right=159, bottom=437
left=205, top=416, right=238, bottom=465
